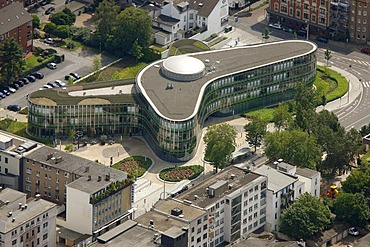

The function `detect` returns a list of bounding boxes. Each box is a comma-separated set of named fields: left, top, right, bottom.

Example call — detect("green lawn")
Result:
left=149, top=44, right=167, bottom=53
left=111, top=62, right=147, bottom=80
left=54, top=38, right=82, bottom=51
left=245, top=108, right=275, bottom=122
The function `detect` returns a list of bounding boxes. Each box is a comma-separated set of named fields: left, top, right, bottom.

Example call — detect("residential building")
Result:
left=268, top=0, right=331, bottom=36
left=0, top=0, right=24, bottom=9
left=0, top=2, right=33, bottom=53
left=329, top=0, right=350, bottom=37
left=295, top=167, right=321, bottom=197
left=349, top=0, right=370, bottom=44
left=27, top=40, right=317, bottom=162
left=229, top=0, right=249, bottom=9
left=146, top=0, right=229, bottom=45
left=22, top=146, right=133, bottom=239
left=0, top=188, right=57, bottom=247
left=0, top=131, right=39, bottom=190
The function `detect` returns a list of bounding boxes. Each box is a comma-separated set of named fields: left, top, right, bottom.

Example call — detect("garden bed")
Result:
left=112, top=156, right=152, bottom=178
left=159, top=165, right=204, bottom=182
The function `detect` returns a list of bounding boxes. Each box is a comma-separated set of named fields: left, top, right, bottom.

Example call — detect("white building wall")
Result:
left=66, top=186, right=92, bottom=235
left=205, top=0, right=229, bottom=34
left=0, top=152, right=21, bottom=176
left=133, top=179, right=163, bottom=218
left=297, top=174, right=321, bottom=197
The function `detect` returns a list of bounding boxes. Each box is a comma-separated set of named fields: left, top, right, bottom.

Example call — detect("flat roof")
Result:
left=176, top=166, right=264, bottom=208
left=92, top=224, right=158, bottom=247
left=137, top=40, right=317, bottom=121
left=254, top=165, right=298, bottom=193
left=24, top=146, right=127, bottom=194
left=295, top=167, right=319, bottom=179
left=154, top=199, right=206, bottom=222
left=97, top=220, right=137, bottom=243
left=135, top=210, right=187, bottom=233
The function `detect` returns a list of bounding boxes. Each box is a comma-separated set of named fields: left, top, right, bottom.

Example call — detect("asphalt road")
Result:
left=0, top=40, right=117, bottom=109
left=227, top=8, right=370, bottom=130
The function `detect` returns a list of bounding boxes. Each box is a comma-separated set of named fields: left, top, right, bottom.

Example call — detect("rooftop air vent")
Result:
left=35, top=194, right=41, bottom=201
left=85, top=166, right=89, bottom=173
left=278, top=158, right=284, bottom=163
left=194, top=195, right=198, bottom=200
left=97, top=175, right=101, bottom=182
left=198, top=2, right=203, bottom=6
left=230, top=174, right=236, bottom=180
left=24, top=204, right=27, bottom=209
left=171, top=208, right=183, bottom=216
left=47, top=153, right=53, bottom=160
left=87, top=175, right=91, bottom=181
left=7, top=211, right=12, bottom=217
left=105, top=173, right=110, bottom=181
left=19, top=203, right=22, bottom=209
left=12, top=218, right=15, bottom=222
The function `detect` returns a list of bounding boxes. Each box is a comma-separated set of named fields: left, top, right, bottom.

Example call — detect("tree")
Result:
left=31, top=14, right=40, bottom=29
left=333, top=192, right=370, bottom=227
left=265, top=129, right=322, bottom=170
left=294, top=82, right=316, bottom=133
left=111, top=7, right=152, bottom=56
left=262, top=27, right=270, bottom=43
left=342, top=163, right=370, bottom=198
left=93, top=0, right=120, bottom=44
left=321, top=94, right=327, bottom=109
left=44, top=22, right=58, bottom=35
left=272, top=103, right=292, bottom=131
left=280, top=193, right=332, bottom=240
left=324, top=49, right=332, bottom=66
left=55, top=25, right=69, bottom=40
left=50, top=8, right=76, bottom=26
left=204, top=124, right=237, bottom=173
left=244, top=116, right=267, bottom=152
left=131, top=40, right=144, bottom=61
left=0, top=38, right=25, bottom=84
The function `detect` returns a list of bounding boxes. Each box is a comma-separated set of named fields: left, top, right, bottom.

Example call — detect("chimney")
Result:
left=5, top=200, right=9, bottom=205
left=98, top=176, right=101, bottom=182
left=12, top=218, right=15, bottom=222
left=105, top=173, right=110, bottom=181
left=47, top=153, right=53, bottom=160
left=55, top=156, right=63, bottom=164
left=21, top=206, right=25, bottom=211
left=87, top=175, right=91, bottom=181
left=19, top=202, right=22, bottom=209
left=24, top=204, right=27, bottom=209
left=7, top=211, right=12, bottom=217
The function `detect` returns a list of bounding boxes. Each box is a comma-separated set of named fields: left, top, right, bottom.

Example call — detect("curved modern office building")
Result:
left=28, top=40, right=317, bottom=162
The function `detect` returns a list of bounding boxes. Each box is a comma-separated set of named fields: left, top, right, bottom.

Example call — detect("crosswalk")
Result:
left=347, top=58, right=370, bottom=66
left=362, top=81, right=370, bottom=88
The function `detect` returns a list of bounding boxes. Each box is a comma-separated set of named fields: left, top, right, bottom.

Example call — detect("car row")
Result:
left=268, top=23, right=329, bottom=43
left=39, top=80, right=66, bottom=90
left=5, top=72, right=45, bottom=97
left=64, top=72, right=80, bottom=81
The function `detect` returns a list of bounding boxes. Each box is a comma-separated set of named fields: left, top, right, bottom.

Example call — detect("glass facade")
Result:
left=27, top=49, right=316, bottom=162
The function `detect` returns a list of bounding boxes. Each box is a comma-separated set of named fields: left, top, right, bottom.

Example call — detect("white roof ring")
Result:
left=161, top=56, right=205, bottom=81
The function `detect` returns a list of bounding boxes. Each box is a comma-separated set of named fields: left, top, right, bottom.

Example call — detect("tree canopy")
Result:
left=272, top=103, right=292, bottom=131
left=244, top=116, right=267, bottom=152
left=0, top=38, right=25, bottom=84
left=94, top=0, right=120, bottom=43
left=264, top=129, right=322, bottom=170
left=280, top=193, right=332, bottom=240
left=50, top=8, right=76, bottom=26
left=333, top=192, right=370, bottom=227
left=342, top=163, right=370, bottom=198
left=204, top=124, right=237, bottom=172
left=31, top=14, right=40, bottom=29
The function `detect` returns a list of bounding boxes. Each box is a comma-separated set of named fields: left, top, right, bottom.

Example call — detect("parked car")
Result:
left=7, top=105, right=21, bottom=112
left=0, top=92, right=6, bottom=99
left=4, top=86, right=16, bottom=93
left=42, top=85, right=53, bottom=89
left=26, top=75, right=36, bottom=82
left=361, top=48, right=370, bottom=55
left=14, top=80, right=24, bottom=87
left=296, top=30, right=307, bottom=38
left=224, top=25, right=232, bottom=33
left=348, top=227, right=360, bottom=236
left=11, top=83, right=20, bottom=89
left=45, top=7, right=55, bottom=15
left=55, top=80, right=66, bottom=87
left=70, top=72, right=80, bottom=80
left=44, top=38, right=55, bottom=45
left=19, top=78, right=30, bottom=84
left=47, top=82, right=59, bottom=88
left=31, top=72, right=44, bottom=79
left=46, top=63, right=57, bottom=69
left=315, top=37, right=329, bottom=43
left=0, top=88, right=10, bottom=96
left=269, top=23, right=282, bottom=30
left=282, top=26, right=294, bottom=33
left=64, top=75, right=75, bottom=81
left=40, top=0, right=51, bottom=5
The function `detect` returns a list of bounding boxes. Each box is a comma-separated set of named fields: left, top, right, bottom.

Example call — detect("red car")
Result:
left=361, top=48, right=370, bottom=55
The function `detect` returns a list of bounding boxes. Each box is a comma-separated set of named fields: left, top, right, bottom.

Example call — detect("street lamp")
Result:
left=305, top=20, right=309, bottom=40
left=348, top=64, right=352, bottom=103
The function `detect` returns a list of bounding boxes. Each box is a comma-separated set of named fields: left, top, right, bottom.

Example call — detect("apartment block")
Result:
left=0, top=188, right=57, bottom=247
left=268, top=0, right=330, bottom=36
left=349, top=0, right=370, bottom=44
left=0, top=2, right=33, bottom=53
left=329, top=0, right=350, bottom=37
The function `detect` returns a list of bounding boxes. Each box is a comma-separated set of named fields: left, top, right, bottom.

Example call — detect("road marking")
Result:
left=363, top=81, right=370, bottom=88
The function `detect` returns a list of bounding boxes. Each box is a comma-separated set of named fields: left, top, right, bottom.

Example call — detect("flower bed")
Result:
left=159, top=165, right=204, bottom=182
left=112, top=156, right=152, bottom=178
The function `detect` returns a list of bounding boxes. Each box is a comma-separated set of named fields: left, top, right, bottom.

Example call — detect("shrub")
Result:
left=159, top=165, right=204, bottom=182
left=65, top=144, right=74, bottom=153
left=37, top=58, right=44, bottom=63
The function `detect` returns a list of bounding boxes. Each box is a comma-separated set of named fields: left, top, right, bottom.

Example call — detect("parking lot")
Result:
left=0, top=39, right=117, bottom=110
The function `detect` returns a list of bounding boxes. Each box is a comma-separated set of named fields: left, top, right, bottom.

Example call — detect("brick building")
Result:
left=349, top=0, right=370, bottom=44
left=0, top=2, right=33, bottom=54
left=267, top=0, right=331, bottom=36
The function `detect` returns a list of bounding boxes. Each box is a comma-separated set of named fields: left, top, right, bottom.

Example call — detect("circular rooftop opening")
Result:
left=161, top=56, right=205, bottom=82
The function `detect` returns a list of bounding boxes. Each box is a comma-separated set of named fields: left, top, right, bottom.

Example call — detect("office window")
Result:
left=5, top=157, right=8, bottom=164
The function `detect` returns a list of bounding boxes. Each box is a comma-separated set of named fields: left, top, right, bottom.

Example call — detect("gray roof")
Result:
left=24, top=146, right=127, bottom=194
left=136, top=40, right=317, bottom=121
left=163, top=226, right=185, bottom=238
left=176, top=166, right=265, bottom=208
left=153, top=199, right=206, bottom=221
left=155, top=14, right=180, bottom=26
left=91, top=224, right=157, bottom=247
left=0, top=2, right=32, bottom=35
left=295, top=167, right=319, bottom=179
left=254, top=165, right=298, bottom=193
left=0, top=189, right=56, bottom=233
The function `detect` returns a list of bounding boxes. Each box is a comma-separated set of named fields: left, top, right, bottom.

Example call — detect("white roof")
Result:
left=254, top=165, right=298, bottom=193
left=162, top=56, right=205, bottom=76
left=0, top=135, right=12, bottom=143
